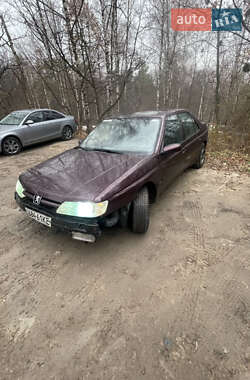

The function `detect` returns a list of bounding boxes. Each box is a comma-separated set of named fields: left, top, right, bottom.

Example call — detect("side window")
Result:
left=51, top=111, right=64, bottom=120
left=178, top=112, right=199, bottom=140
left=28, top=111, right=44, bottom=124
left=43, top=111, right=65, bottom=121
left=164, top=114, right=184, bottom=146
left=43, top=111, right=52, bottom=121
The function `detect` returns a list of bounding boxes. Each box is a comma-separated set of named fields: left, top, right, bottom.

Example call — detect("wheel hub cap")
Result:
left=4, top=139, right=19, bottom=153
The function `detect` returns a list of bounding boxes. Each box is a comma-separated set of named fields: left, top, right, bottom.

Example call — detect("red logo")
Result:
left=171, top=8, right=211, bottom=31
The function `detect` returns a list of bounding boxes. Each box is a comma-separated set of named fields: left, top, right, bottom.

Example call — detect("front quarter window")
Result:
left=80, top=117, right=161, bottom=154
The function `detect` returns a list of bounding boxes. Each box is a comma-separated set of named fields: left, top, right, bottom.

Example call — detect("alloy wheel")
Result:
left=3, top=137, right=21, bottom=155
left=62, top=126, right=73, bottom=140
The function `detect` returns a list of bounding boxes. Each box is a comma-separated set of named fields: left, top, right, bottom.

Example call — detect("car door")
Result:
left=177, top=112, right=201, bottom=169
left=158, top=114, right=185, bottom=194
left=43, top=110, right=65, bottom=139
left=22, top=111, right=47, bottom=144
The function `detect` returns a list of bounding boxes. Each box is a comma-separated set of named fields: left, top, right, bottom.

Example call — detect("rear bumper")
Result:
left=15, top=193, right=102, bottom=238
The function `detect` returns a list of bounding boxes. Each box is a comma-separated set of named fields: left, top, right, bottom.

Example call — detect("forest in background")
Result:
left=0, top=0, right=249, bottom=152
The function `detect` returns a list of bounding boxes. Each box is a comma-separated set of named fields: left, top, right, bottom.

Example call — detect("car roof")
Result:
left=112, top=109, right=190, bottom=118
left=12, top=109, right=63, bottom=113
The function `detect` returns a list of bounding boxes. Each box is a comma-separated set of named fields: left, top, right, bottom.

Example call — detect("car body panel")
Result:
left=22, top=119, right=60, bottom=144
left=0, top=124, right=24, bottom=142
left=19, top=148, right=149, bottom=204
left=16, top=109, right=208, bottom=237
left=158, top=148, right=184, bottom=193
left=0, top=109, right=77, bottom=153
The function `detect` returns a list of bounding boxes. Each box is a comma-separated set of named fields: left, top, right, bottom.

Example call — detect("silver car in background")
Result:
left=0, top=109, right=77, bottom=155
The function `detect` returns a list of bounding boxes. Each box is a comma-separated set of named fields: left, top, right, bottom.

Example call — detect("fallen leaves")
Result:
left=206, top=150, right=249, bottom=174
left=206, top=129, right=249, bottom=174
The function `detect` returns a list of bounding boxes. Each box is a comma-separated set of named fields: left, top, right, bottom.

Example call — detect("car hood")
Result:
left=19, top=148, right=149, bottom=203
left=0, top=124, right=18, bottom=134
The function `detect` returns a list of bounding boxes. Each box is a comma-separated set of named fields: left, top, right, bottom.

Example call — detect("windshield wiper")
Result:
left=91, top=148, right=122, bottom=154
left=78, top=146, right=92, bottom=151
left=78, top=146, right=122, bottom=154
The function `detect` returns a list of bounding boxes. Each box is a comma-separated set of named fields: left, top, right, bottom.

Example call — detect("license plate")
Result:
left=25, top=207, right=51, bottom=228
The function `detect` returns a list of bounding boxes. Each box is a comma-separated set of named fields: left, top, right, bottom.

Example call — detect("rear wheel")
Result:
left=61, top=126, right=73, bottom=141
left=193, top=143, right=206, bottom=169
left=131, top=187, right=149, bottom=234
left=2, top=136, right=22, bottom=155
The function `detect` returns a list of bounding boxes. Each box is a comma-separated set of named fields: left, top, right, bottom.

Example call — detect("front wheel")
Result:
left=193, top=143, right=206, bottom=169
left=131, top=187, right=149, bottom=234
left=61, top=126, right=73, bottom=141
left=2, top=136, right=22, bottom=155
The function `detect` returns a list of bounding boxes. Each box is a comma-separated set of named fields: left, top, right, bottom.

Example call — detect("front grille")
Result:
left=24, top=191, right=60, bottom=209
left=22, top=197, right=57, bottom=216
left=15, top=192, right=102, bottom=237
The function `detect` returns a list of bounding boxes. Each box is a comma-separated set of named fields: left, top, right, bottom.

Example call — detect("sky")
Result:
left=0, top=0, right=247, bottom=69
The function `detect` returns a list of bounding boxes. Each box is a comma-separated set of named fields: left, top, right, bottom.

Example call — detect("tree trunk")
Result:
left=198, top=81, right=206, bottom=120
left=215, top=31, right=220, bottom=126
left=0, top=14, right=30, bottom=106
left=156, top=1, right=165, bottom=110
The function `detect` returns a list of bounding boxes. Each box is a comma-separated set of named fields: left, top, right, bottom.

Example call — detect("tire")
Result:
left=2, top=136, right=22, bottom=155
left=61, top=126, right=73, bottom=141
left=131, top=187, right=150, bottom=234
left=193, top=143, right=206, bottom=169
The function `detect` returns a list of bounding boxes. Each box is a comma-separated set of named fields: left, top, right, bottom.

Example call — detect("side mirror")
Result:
left=25, top=119, right=34, bottom=125
left=162, top=143, right=181, bottom=154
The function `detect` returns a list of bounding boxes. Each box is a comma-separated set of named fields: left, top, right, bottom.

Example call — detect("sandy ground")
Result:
left=0, top=139, right=250, bottom=380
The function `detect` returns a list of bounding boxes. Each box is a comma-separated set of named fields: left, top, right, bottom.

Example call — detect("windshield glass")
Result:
left=0, top=111, right=30, bottom=126
left=80, top=118, right=161, bottom=154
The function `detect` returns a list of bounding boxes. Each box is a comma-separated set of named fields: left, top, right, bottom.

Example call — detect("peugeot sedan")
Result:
left=0, top=109, right=77, bottom=155
left=15, top=109, right=208, bottom=242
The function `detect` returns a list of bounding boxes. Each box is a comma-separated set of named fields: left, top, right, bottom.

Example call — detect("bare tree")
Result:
left=12, top=0, right=144, bottom=129
left=0, top=13, right=31, bottom=106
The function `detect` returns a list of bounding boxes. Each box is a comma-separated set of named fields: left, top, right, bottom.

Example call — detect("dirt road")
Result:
left=0, top=139, right=250, bottom=380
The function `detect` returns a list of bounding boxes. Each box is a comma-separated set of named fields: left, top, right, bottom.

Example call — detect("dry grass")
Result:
left=206, top=129, right=250, bottom=174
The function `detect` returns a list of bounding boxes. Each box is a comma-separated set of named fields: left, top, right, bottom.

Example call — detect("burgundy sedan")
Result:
left=15, top=110, right=208, bottom=242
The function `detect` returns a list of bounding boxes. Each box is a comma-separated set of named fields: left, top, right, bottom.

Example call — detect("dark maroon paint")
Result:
left=19, top=109, right=208, bottom=215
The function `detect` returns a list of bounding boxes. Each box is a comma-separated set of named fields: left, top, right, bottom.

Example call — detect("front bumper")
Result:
left=15, top=193, right=102, bottom=238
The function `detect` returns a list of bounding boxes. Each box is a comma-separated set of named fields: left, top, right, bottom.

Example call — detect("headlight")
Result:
left=56, top=201, right=108, bottom=218
left=16, top=179, right=25, bottom=198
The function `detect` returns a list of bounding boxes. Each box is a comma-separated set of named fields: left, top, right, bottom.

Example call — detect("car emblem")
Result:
left=33, top=195, right=42, bottom=205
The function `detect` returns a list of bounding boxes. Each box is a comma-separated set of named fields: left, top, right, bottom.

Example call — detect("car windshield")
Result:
left=0, top=111, right=30, bottom=126
left=80, top=118, right=161, bottom=154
